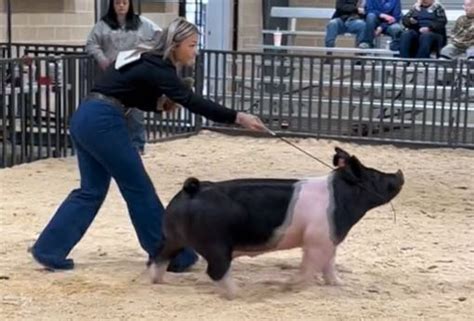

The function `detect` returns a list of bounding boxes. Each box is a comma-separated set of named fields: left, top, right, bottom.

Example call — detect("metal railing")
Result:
left=1, top=51, right=199, bottom=168
left=196, top=49, right=474, bottom=148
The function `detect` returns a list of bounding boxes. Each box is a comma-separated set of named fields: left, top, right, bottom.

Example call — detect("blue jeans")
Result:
left=31, top=99, right=197, bottom=270
left=127, top=108, right=146, bottom=153
left=364, top=13, right=403, bottom=51
left=400, top=30, right=444, bottom=58
left=325, top=18, right=366, bottom=47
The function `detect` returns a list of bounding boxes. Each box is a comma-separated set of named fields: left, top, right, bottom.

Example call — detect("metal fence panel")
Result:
left=195, top=49, right=474, bottom=149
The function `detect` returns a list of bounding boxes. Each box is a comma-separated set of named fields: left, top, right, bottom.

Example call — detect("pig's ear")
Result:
left=347, top=156, right=362, bottom=178
left=333, top=147, right=351, bottom=167
left=339, top=156, right=363, bottom=184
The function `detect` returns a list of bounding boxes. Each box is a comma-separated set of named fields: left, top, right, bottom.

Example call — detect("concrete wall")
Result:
left=0, top=0, right=7, bottom=42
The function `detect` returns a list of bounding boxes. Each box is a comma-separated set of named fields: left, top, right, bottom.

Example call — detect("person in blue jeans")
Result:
left=31, top=18, right=266, bottom=271
left=399, top=0, right=447, bottom=58
left=86, top=0, right=161, bottom=154
left=364, top=0, right=403, bottom=51
left=325, top=0, right=367, bottom=48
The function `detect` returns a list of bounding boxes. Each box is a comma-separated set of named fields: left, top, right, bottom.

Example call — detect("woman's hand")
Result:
left=99, top=59, right=111, bottom=71
left=156, top=95, right=179, bottom=112
left=235, top=112, right=267, bottom=132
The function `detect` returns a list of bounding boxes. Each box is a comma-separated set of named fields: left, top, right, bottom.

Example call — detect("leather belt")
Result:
left=87, top=92, right=132, bottom=116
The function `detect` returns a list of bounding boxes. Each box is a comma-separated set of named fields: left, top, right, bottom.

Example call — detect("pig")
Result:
left=149, top=147, right=404, bottom=299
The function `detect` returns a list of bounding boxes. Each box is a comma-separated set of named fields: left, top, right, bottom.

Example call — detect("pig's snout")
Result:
left=396, top=170, right=404, bottom=186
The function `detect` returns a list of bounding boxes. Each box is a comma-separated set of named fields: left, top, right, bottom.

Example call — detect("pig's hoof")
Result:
left=324, top=276, right=343, bottom=286
left=221, top=289, right=237, bottom=300
left=149, top=263, right=166, bottom=284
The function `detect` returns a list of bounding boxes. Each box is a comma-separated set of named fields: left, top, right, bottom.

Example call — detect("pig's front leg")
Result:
left=322, top=255, right=342, bottom=286
left=286, top=247, right=321, bottom=288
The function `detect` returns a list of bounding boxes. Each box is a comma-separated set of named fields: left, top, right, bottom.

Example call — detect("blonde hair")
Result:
left=153, top=17, right=199, bottom=60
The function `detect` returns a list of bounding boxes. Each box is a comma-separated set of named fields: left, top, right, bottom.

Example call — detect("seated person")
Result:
left=399, top=0, right=447, bottom=58
left=325, top=0, right=367, bottom=48
left=364, top=0, right=403, bottom=51
left=440, top=0, right=474, bottom=59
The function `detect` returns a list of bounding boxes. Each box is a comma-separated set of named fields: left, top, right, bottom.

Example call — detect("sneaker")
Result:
left=358, top=43, right=370, bottom=49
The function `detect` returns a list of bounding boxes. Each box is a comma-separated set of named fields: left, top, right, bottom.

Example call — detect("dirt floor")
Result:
left=1, top=131, right=473, bottom=320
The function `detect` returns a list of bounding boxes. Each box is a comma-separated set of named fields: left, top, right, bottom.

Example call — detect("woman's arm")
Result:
left=150, top=62, right=237, bottom=123
left=85, top=22, right=110, bottom=70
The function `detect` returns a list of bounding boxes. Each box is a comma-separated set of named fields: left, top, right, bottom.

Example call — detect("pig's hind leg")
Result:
left=149, top=239, right=184, bottom=284
left=198, top=244, right=237, bottom=300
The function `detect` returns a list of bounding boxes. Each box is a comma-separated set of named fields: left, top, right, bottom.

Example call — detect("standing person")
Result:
left=31, top=17, right=267, bottom=271
left=86, top=0, right=161, bottom=155
left=440, top=0, right=474, bottom=59
left=399, top=0, right=447, bottom=58
left=325, top=0, right=368, bottom=49
left=364, top=0, right=403, bottom=51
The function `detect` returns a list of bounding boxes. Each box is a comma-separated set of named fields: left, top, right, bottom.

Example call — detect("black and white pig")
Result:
left=149, top=147, right=404, bottom=299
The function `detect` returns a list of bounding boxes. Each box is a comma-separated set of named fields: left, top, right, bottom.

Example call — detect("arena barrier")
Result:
left=0, top=44, right=200, bottom=168
left=196, top=49, right=473, bottom=149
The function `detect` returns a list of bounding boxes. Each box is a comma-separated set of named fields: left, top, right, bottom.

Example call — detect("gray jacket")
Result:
left=86, top=16, right=161, bottom=66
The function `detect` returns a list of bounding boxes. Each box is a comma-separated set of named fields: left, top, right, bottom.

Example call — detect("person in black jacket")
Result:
left=399, top=0, right=448, bottom=58
left=30, top=18, right=266, bottom=272
left=325, top=0, right=369, bottom=48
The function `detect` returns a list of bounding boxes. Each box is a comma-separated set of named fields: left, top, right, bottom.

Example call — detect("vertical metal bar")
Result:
left=447, top=60, right=456, bottom=146
left=348, top=58, right=355, bottom=136
left=27, top=62, right=34, bottom=162
left=337, top=58, right=344, bottom=137
left=431, top=61, right=439, bottom=142
left=421, top=62, right=429, bottom=142
left=46, top=58, right=52, bottom=157
left=317, top=56, right=324, bottom=137
left=241, top=53, right=246, bottom=112
left=389, top=60, right=397, bottom=140
left=277, top=55, right=284, bottom=128
left=54, top=60, right=61, bottom=157
left=410, top=62, right=418, bottom=141
left=357, top=59, right=365, bottom=137
left=286, top=56, right=294, bottom=129
left=367, top=59, right=376, bottom=138
left=62, top=58, right=69, bottom=156
left=1, top=61, right=7, bottom=166
left=259, top=54, right=265, bottom=121
left=231, top=52, right=236, bottom=112
left=327, top=56, right=335, bottom=135
left=462, top=60, right=469, bottom=144
left=439, top=63, right=448, bottom=143
left=307, top=57, right=314, bottom=132
left=9, top=61, right=16, bottom=165
left=249, top=54, right=255, bottom=115
left=379, top=60, right=386, bottom=139
left=454, top=60, right=462, bottom=146
left=222, top=52, right=227, bottom=112
left=215, top=52, right=220, bottom=106
left=35, top=59, right=43, bottom=160
left=295, top=56, right=302, bottom=131
left=269, top=54, right=275, bottom=129
left=399, top=62, right=408, bottom=141
left=19, top=61, right=26, bottom=163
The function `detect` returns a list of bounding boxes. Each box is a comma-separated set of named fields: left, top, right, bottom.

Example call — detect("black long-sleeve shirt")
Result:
left=92, top=53, right=237, bottom=124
